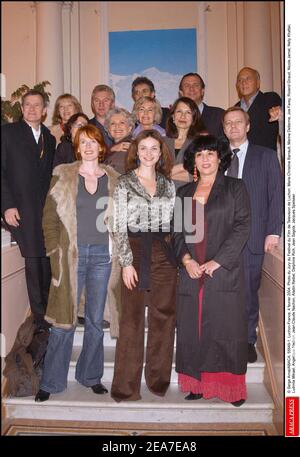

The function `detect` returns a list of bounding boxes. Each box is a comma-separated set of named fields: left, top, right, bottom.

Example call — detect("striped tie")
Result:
left=227, top=148, right=240, bottom=178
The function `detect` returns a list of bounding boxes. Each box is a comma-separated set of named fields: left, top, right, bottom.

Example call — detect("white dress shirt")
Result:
left=226, top=140, right=249, bottom=179
left=25, top=121, right=41, bottom=143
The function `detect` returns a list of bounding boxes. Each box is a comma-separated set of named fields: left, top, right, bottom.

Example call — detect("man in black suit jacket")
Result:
left=223, top=106, right=283, bottom=363
left=179, top=72, right=224, bottom=137
left=1, top=90, right=56, bottom=328
left=235, top=67, right=282, bottom=151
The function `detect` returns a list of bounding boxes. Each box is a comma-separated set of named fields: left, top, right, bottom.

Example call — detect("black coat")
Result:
left=236, top=91, right=282, bottom=151
left=53, top=140, right=76, bottom=168
left=1, top=121, right=55, bottom=257
left=160, top=106, right=170, bottom=129
left=172, top=173, right=251, bottom=377
left=201, top=103, right=225, bottom=138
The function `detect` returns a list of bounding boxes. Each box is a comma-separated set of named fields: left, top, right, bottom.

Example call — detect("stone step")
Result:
left=68, top=346, right=265, bottom=384
left=73, top=326, right=176, bottom=347
left=4, top=382, right=273, bottom=424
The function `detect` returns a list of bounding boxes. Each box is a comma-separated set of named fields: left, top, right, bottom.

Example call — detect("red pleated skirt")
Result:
left=178, top=287, right=247, bottom=403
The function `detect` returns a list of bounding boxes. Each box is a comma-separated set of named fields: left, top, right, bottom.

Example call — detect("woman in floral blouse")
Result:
left=111, top=129, right=177, bottom=402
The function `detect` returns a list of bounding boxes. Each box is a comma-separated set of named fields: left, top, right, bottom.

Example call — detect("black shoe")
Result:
left=231, top=399, right=245, bottom=407
left=35, top=389, right=50, bottom=402
left=91, top=383, right=108, bottom=394
left=77, top=317, right=85, bottom=326
left=248, top=343, right=257, bottom=363
left=184, top=392, right=203, bottom=401
left=102, top=320, right=110, bottom=329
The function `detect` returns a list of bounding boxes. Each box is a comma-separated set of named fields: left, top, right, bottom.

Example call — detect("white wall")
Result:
left=1, top=1, right=283, bottom=122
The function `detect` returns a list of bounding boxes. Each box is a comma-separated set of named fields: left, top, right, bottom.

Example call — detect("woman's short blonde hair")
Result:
left=132, top=96, right=162, bottom=125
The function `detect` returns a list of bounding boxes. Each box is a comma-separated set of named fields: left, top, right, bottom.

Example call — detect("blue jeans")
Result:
left=40, top=244, right=111, bottom=393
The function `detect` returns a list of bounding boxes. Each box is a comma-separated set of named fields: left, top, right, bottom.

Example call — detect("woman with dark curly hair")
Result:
left=172, top=134, right=251, bottom=406
left=165, top=97, right=207, bottom=189
left=111, top=129, right=177, bottom=402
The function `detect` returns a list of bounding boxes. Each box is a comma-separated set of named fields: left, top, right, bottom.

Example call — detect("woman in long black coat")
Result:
left=172, top=135, right=251, bottom=406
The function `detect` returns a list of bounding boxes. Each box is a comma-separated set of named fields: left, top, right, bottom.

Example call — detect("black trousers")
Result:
left=243, top=246, right=264, bottom=344
left=24, top=257, right=51, bottom=323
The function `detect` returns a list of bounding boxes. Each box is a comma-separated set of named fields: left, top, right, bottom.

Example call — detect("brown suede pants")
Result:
left=111, top=237, right=177, bottom=402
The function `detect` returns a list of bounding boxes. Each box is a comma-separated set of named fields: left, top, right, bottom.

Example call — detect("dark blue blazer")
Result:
left=242, top=143, right=283, bottom=254
left=201, top=103, right=224, bottom=138
left=88, top=117, right=113, bottom=147
left=236, top=91, right=282, bottom=151
left=1, top=121, right=55, bottom=256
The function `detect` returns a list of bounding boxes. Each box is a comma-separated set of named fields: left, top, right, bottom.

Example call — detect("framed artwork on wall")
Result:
left=109, top=28, right=197, bottom=110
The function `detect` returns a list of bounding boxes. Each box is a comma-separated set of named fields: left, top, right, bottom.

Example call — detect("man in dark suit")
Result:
left=179, top=72, right=224, bottom=137
left=223, top=106, right=283, bottom=362
left=1, top=90, right=56, bottom=328
left=235, top=67, right=282, bottom=151
left=89, top=84, right=114, bottom=147
left=131, top=76, right=169, bottom=129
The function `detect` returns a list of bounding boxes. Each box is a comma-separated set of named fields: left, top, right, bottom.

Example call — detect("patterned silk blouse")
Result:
left=113, top=170, right=176, bottom=267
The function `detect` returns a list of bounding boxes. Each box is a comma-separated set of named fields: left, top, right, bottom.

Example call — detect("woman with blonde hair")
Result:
left=132, top=96, right=166, bottom=138
left=50, top=94, right=82, bottom=145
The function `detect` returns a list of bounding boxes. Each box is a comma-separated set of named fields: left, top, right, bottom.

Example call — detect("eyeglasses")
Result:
left=237, top=76, right=255, bottom=84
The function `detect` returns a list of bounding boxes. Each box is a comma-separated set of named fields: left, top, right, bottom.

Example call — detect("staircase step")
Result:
left=4, top=382, right=273, bottom=424
left=73, top=327, right=117, bottom=347
left=68, top=346, right=265, bottom=384
left=73, top=326, right=176, bottom=347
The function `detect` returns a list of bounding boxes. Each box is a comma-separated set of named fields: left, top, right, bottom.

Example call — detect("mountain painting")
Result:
left=109, top=28, right=197, bottom=111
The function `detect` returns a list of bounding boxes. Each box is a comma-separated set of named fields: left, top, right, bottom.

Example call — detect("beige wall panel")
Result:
left=1, top=246, right=29, bottom=357
left=1, top=1, right=36, bottom=99
left=205, top=2, right=229, bottom=108
left=108, top=2, right=198, bottom=31
left=270, top=1, right=282, bottom=95
left=226, top=2, right=239, bottom=106
left=78, top=2, right=102, bottom=117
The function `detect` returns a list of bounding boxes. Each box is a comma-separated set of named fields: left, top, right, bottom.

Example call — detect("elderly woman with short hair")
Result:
left=104, top=108, right=135, bottom=174
left=132, top=96, right=166, bottom=138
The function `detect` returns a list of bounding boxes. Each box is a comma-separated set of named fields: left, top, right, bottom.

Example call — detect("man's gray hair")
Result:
left=91, top=84, right=115, bottom=101
left=104, top=107, right=135, bottom=131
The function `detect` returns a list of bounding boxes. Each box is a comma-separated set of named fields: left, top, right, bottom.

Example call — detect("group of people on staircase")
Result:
left=1, top=67, right=283, bottom=407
